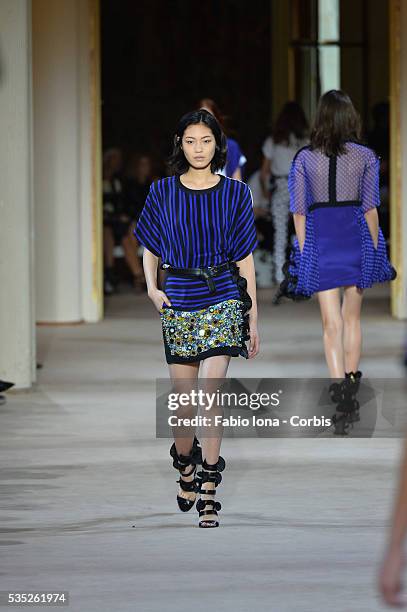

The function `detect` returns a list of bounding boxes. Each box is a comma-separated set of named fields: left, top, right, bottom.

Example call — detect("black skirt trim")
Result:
left=229, top=261, right=252, bottom=359
left=165, top=345, right=241, bottom=365
left=275, top=245, right=312, bottom=302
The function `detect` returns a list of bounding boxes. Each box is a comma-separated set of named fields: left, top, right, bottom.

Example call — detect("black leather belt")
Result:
left=160, top=261, right=232, bottom=294
left=308, top=200, right=362, bottom=212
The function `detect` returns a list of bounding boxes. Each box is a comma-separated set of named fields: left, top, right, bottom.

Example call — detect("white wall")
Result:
left=390, top=0, right=407, bottom=319
left=32, top=0, right=102, bottom=323
left=0, top=0, right=36, bottom=387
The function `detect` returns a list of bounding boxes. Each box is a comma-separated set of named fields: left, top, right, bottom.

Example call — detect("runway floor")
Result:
left=1, top=284, right=406, bottom=611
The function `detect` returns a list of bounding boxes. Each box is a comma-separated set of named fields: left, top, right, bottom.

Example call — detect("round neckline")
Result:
left=176, top=173, right=225, bottom=194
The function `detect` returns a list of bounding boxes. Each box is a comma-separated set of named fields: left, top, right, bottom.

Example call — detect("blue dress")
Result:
left=134, top=174, right=258, bottom=363
left=224, top=138, right=246, bottom=177
left=280, top=142, right=396, bottom=299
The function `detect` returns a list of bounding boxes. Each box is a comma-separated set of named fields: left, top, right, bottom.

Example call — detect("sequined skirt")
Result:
left=159, top=298, right=249, bottom=364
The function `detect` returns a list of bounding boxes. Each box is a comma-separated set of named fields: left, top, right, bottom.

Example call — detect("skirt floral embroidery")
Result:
left=160, top=299, right=247, bottom=364
left=159, top=261, right=252, bottom=364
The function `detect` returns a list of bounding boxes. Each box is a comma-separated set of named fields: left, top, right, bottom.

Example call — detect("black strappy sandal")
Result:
left=169, top=436, right=202, bottom=512
left=196, top=456, right=226, bottom=528
left=329, top=380, right=344, bottom=403
left=329, top=378, right=351, bottom=435
left=342, top=370, right=362, bottom=423
left=331, top=372, right=362, bottom=434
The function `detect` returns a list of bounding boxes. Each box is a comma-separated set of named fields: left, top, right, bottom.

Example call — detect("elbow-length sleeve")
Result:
left=133, top=182, right=161, bottom=257
left=229, top=183, right=258, bottom=262
left=288, top=153, right=307, bottom=215
left=361, top=151, right=381, bottom=213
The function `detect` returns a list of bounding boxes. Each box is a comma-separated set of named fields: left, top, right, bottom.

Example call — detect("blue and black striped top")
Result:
left=134, top=174, right=258, bottom=310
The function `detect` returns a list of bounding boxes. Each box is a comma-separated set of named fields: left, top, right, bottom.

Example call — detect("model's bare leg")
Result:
left=196, top=355, right=231, bottom=526
left=342, top=285, right=363, bottom=373
left=199, top=355, right=230, bottom=463
left=317, top=288, right=345, bottom=378
left=103, top=226, right=115, bottom=267
left=168, top=361, right=200, bottom=503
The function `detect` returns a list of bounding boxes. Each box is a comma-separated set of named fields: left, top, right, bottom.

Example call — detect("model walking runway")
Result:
left=134, top=108, right=259, bottom=527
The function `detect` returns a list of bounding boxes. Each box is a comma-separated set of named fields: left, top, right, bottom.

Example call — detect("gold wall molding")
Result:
left=89, top=0, right=103, bottom=318
left=389, top=0, right=403, bottom=317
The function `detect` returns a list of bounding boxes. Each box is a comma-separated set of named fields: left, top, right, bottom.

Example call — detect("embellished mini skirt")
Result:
left=159, top=262, right=252, bottom=364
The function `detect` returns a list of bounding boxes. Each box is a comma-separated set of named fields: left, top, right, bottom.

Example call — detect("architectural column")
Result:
left=389, top=0, right=407, bottom=319
left=271, top=0, right=291, bottom=122
left=32, top=0, right=102, bottom=323
left=0, top=0, right=36, bottom=388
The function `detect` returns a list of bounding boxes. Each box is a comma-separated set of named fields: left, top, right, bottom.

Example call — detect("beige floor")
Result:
left=0, top=283, right=406, bottom=612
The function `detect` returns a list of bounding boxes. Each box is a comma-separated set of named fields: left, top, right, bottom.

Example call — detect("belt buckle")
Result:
left=207, top=265, right=219, bottom=276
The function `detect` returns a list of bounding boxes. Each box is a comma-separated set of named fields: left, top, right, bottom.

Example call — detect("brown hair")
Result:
left=310, top=90, right=362, bottom=156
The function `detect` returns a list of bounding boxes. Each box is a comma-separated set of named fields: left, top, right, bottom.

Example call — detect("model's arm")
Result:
left=143, top=248, right=172, bottom=311
left=235, top=253, right=259, bottom=358
left=361, top=154, right=381, bottom=249
left=293, top=213, right=306, bottom=253
left=288, top=154, right=307, bottom=244
left=364, top=207, right=379, bottom=249
left=379, top=435, right=407, bottom=606
left=232, top=167, right=242, bottom=181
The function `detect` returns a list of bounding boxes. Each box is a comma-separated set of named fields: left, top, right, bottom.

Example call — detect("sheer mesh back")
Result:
left=288, top=142, right=381, bottom=215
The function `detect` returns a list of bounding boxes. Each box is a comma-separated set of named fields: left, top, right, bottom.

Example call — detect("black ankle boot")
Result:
left=196, top=456, right=226, bottom=528
left=336, top=373, right=361, bottom=425
left=170, top=436, right=202, bottom=512
left=330, top=372, right=361, bottom=435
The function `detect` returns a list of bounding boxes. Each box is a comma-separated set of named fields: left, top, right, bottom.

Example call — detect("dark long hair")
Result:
left=168, top=109, right=227, bottom=174
left=272, top=101, right=308, bottom=144
left=310, top=90, right=362, bottom=156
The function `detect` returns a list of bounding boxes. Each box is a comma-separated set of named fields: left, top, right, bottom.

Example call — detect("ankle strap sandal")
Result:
left=329, top=370, right=362, bottom=404
left=196, top=456, right=226, bottom=528
left=341, top=372, right=362, bottom=424
left=331, top=372, right=362, bottom=434
left=169, top=436, right=202, bottom=512
left=329, top=372, right=361, bottom=435
left=329, top=381, right=344, bottom=404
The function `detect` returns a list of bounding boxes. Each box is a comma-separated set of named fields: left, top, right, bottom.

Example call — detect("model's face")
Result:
left=181, top=123, right=216, bottom=170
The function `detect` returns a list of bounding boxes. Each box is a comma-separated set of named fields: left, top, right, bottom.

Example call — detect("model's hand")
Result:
left=379, top=544, right=406, bottom=607
left=248, top=324, right=259, bottom=358
left=148, top=288, right=172, bottom=311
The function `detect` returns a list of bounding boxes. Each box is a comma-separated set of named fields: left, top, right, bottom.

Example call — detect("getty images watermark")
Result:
left=166, top=387, right=331, bottom=428
left=155, top=377, right=407, bottom=438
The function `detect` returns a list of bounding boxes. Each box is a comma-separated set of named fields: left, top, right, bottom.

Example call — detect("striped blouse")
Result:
left=134, top=173, right=258, bottom=310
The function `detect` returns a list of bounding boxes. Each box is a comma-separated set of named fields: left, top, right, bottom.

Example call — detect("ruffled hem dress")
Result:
left=134, top=174, right=258, bottom=364
left=278, top=142, right=396, bottom=300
